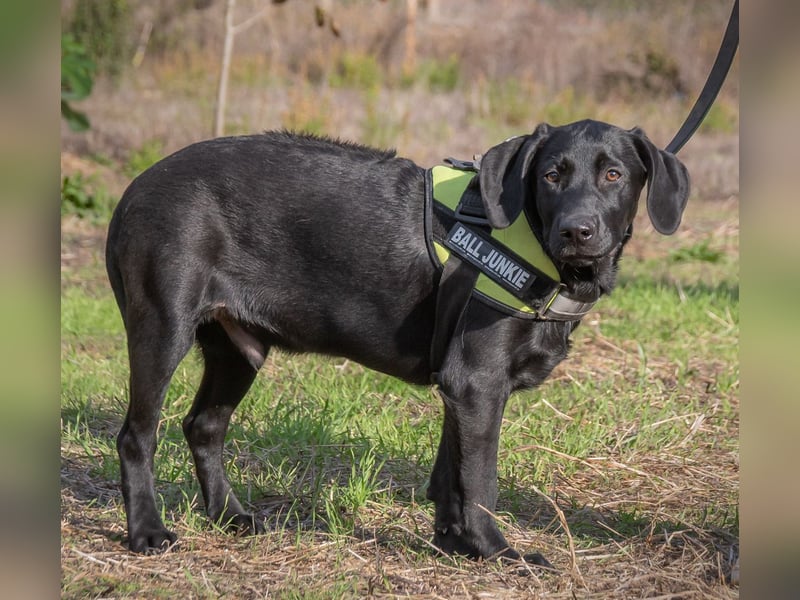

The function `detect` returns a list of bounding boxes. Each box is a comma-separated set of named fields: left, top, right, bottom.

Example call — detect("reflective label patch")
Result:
left=444, top=223, right=534, bottom=294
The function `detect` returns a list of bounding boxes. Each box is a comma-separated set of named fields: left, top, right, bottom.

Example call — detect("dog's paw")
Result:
left=432, top=528, right=480, bottom=558
left=522, top=551, right=555, bottom=570
left=496, top=549, right=556, bottom=576
left=217, top=512, right=265, bottom=536
left=128, top=527, right=178, bottom=555
left=433, top=529, right=554, bottom=573
left=432, top=529, right=513, bottom=562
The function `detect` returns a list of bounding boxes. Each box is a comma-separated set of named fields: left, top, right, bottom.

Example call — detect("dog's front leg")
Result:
left=427, top=381, right=516, bottom=560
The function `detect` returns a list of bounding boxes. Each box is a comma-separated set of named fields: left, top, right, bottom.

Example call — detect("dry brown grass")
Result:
left=62, top=483, right=738, bottom=598
left=62, top=445, right=738, bottom=598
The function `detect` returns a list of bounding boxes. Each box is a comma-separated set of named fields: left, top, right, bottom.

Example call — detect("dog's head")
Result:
left=475, top=120, right=690, bottom=270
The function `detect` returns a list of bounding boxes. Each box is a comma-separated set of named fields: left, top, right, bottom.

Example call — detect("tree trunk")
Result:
left=214, top=0, right=236, bottom=138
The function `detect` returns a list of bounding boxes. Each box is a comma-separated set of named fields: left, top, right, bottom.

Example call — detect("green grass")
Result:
left=61, top=252, right=737, bottom=520
left=61, top=216, right=738, bottom=596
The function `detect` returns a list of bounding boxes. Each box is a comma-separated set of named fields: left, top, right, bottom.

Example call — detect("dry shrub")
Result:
left=61, top=0, right=738, bottom=192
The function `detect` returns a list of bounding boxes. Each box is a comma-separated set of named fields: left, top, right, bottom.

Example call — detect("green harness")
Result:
left=424, top=162, right=599, bottom=379
left=427, top=165, right=562, bottom=317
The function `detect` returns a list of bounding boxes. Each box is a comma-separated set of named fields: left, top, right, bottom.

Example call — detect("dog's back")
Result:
left=106, top=133, right=436, bottom=382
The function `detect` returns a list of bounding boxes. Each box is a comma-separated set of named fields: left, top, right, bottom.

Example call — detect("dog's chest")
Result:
left=508, top=320, right=577, bottom=390
left=425, top=166, right=562, bottom=319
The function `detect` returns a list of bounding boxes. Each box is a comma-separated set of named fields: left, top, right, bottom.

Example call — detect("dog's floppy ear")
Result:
left=631, top=128, right=691, bottom=235
left=477, top=123, right=551, bottom=229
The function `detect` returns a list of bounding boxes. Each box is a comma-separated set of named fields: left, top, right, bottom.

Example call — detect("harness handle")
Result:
left=666, top=0, right=738, bottom=154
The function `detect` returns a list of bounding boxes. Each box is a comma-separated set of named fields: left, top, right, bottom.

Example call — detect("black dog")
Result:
left=105, top=119, right=688, bottom=560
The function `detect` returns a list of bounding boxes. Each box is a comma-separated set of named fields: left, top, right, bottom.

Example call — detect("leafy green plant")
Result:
left=124, top=140, right=165, bottom=179
left=322, top=447, right=386, bottom=537
left=69, top=0, right=131, bottom=79
left=61, top=173, right=113, bottom=221
left=61, top=34, right=96, bottom=132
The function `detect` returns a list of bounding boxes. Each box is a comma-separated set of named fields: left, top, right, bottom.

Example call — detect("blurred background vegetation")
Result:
left=60, top=0, right=738, bottom=218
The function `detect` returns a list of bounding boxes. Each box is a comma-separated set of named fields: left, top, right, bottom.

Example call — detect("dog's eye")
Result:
left=544, top=170, right=560, bottom=183
left=605, top=169, right=622, bottom=182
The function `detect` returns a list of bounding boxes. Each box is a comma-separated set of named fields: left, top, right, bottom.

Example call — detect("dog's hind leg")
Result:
left=117, top=306, right=195, bottom=554
left=182, top=319, right=266, bottom=535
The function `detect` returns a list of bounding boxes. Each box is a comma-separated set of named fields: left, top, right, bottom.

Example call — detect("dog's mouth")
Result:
left=557, top=253, right=602, bottom=267
left=555, top=262, right=601, bottom=301
left=550, top=244, right=612, bottom=268
left=545, top=236, right=625, bottom=301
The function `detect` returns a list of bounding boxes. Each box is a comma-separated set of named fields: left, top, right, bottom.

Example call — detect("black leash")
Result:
left=666, top=0, right=738, bottom=154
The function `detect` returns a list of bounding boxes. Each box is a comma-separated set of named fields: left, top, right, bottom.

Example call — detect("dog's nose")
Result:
left=559, top=216, right=596, bottom=243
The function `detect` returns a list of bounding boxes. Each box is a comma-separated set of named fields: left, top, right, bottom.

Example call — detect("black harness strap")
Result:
left=429, top=255, right=479, bottom=383
left=666, top=0, right=739, bottom=154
